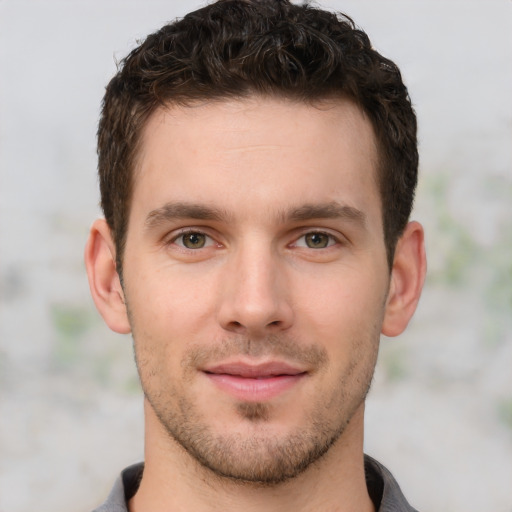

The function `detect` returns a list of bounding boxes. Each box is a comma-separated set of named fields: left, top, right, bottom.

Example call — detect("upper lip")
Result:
left=202, top=361, right=307, bottom=378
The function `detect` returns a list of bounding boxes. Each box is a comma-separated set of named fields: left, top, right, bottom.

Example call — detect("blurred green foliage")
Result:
left=50, top=303, right=139, bottom=395
left=422, top=173, right=512, bottom=346
left=497, top=398, right=512, bottom=431
left=51, top=304, right=94, bottom=365
left=381, top=344, right=408, bottom=382
left=424, top=174, right=479, bottom=286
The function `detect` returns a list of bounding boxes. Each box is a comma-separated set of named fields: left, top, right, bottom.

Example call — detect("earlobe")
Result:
left=382, top=221, right=426, bottom=337
left=84, top=218, right=131, bottom=334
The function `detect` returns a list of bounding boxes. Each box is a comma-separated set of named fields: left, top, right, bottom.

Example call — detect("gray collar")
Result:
left=92, top=455, right=418, bottom=512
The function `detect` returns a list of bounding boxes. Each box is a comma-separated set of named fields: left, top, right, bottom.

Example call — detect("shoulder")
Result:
left=364, top=455, right=420, bottom=512
left=91, top=463, right=144, bottom=512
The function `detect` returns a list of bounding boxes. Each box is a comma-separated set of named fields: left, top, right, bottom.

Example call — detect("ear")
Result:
left=84, top=218, right=131, bottom=334
left=382, top=221, right=426, bottom=337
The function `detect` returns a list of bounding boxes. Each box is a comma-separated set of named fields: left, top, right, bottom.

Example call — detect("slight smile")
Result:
left=203, top=361, right=308, bottom=402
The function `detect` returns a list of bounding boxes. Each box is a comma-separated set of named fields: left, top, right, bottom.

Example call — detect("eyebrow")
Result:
left=145, top=202, right=230, bottom=229
left=286, top=202, right=366, bottom=225
left=145, top=200, right=366, bottom=229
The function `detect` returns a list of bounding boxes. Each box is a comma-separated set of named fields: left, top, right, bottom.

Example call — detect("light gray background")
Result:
left=0, top=1, right=511, bottom=511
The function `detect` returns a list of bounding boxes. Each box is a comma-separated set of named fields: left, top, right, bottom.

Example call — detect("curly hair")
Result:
left=98, top=0, right=417, bottom=271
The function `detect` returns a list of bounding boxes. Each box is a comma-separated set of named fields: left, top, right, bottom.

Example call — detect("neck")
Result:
left=129, top=402, right=375, bottom=512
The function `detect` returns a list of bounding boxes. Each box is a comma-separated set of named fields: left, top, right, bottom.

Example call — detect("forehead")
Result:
left=131, top=96, right=381, bottom=225
left=137, top=94, right=377, bottom=154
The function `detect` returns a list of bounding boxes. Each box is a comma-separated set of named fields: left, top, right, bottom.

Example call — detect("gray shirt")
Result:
left=92, top=455, right=419, bottom=512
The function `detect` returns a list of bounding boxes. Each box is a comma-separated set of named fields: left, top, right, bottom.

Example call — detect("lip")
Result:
left=202, top=361, right=307, bottom=402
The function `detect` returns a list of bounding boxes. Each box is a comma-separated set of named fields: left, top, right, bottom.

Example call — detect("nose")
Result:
left=217, top=243, right=294, bottom=337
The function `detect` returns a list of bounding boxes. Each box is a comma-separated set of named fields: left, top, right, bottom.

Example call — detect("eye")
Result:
left=296, top=232, right=337, bottom=249
left=174, top=231, right=213, bottom=249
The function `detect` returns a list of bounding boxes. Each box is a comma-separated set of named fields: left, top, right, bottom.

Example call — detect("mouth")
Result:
left=202, top=361, right=308, bottom=402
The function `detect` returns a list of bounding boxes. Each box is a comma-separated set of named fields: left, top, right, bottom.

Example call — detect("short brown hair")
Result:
left=98, top=0, right=418, bottom=271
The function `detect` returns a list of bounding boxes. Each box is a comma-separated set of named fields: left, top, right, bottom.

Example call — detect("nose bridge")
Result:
left=218, top=237, right=292, bottom=334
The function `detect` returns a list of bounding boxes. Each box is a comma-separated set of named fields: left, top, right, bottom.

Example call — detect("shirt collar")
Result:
left=93, top=455, right=418, bottom=512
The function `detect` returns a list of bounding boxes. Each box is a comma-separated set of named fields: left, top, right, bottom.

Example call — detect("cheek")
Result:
left=299, top=268, right=388, bottom=326
left=126, top=262, right=214, bottom=320
left=294, top=269, right=388, bottom=372
left=125, top=265, right=221, bottom=371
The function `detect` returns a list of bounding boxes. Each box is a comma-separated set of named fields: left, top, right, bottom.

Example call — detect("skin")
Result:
left=86, top=97, right=426, bottom=512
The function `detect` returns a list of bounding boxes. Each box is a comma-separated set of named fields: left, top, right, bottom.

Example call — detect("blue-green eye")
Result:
left=305, top=233, right=330, bottom=248
left=175, top=232, right=210, bottom=249
left=296, top=232, right=336, bottom=249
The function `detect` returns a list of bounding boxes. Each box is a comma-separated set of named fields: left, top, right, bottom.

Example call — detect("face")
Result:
left=122, top=97, right=390, bottom=483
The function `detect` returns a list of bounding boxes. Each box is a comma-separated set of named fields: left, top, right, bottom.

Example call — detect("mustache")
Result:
left=183, top=334, right=328, bottom=370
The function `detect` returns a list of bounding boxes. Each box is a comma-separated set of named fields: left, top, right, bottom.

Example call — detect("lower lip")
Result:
left=204, top=373, right=305, bottom=402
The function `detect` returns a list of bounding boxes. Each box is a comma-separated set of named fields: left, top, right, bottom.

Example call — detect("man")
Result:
left=85, top=1, right=426, bottom=510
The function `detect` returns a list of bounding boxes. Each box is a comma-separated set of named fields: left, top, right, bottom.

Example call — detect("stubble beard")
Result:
left=135, top=333, right=379, bottom=486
